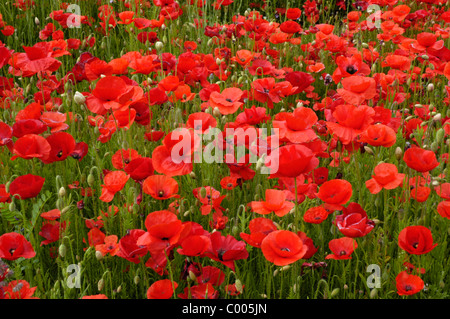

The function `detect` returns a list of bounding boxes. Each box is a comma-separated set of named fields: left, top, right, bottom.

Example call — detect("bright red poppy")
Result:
left=365, top=163, right=405, bottom=194
left=265, top=144, right=319, bottom=178
left=325, top=237, right=358, bottom=260
left=337, top=76, right=377, bottom=105
left=303, top=206, right=328, bottom=224
left=9, top=174, right=45, bottom=200
left=10, top=134, right=51, bottom=162
left=209, top=87, right=244, bottom=115
left=260, top=230, right=307, bottom=266
left=273, top=106, right=318, bottom=144
left=240, top=217, right=277, bottom=248
left=396, top=271, right=424, bottom=296
left=398, top=225, right=437, bottom=255
left=403, top=147, right=439, bottom=173
left=248, top=189, right=295, bottom=217
left=99, top=170, right=130, bottom=202
left=359, top=124, right=397, bottom=147
left=317, top=179, right=353, bottom=211
left=142, top=174, right=179, bottom=200
left=147, top=279, right=178, bottom=299
left=203, top=231, right=249, bottom=271
left=0, top=232, right=36, bottom=261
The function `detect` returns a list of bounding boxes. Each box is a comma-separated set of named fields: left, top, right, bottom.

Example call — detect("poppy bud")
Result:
left=440, top=281, right=445, bottom=289
left=134, top=275, right=140, bottom=285
left=364, top=146, right=374, bottom=155
left=281, top=265, right=291, bottom=272
left=431, top=142, right=439, bottom=152
left=74, top=91, right=86, bottom=105
left=56, top=198, right=64, bottom=210
left=59, top=244, right=66, bottom=258
left=9, top=201, right=15, bottom=212
left=87, top=174, right=95, bottom=187
left=188, top=271, right=197, bottom=283
left=213, top=107, right=221, bottom=118
left=421, top=54, right=429, bottom=60
left=273, top=269, right=279, bottom=277
left=370, top=288, right=378, bottom=299
left=61, top=206, right=71, bottom=215
left=331, top=288, right=340, bottom=298
left=362, top=42, right=369, bottom=48
left=432, top=113, right=441, bottom=122
left=98, top=278, right=104, bottom=291
left=95, top=250, right=104, bottom=261
left=155, top=41, right=164, bottom=51
left=395, top=147, right=402, bottom=161
left=235, top=279, right=243, bottom=294
left=427, top=83, right=434, bottom=92
left=232, top=225, right=239, bottom=236
left=58, top=187, right=66, bottom=198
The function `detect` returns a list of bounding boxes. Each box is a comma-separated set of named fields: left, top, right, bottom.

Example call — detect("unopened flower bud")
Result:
left=58, top=244, right=66, bottom=258
left=395, top=147, right=403, bottom=161
left=74, top=91, right=86, bottom=105
left=98, top=278, right=104, bottom=291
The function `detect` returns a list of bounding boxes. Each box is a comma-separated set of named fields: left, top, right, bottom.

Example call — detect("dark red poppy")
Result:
left=334, top=202, right=375, bottom=237
left=0, top=232, right=36, bottom=261
left=178, top=283, right=219, bottom=299
left=116, top=229, right=148, bottom=264
left=70, top=141, right=89, bottom=161
left=9, top=174, right=45, bottom=200
left=296, top=231, right=318, bottom=259
left=403, top=147, right=439, bottom=173
left=398, top=225, right=437, bottom=255
left=284, top=71, right=315, bottom=95
left=39, top=221, right=66, bottom=246
left=42, top=132, right=76, bottom=164
left=124, top=157, right=154, bottom=181
left=203, top=231, right=249, bottom=271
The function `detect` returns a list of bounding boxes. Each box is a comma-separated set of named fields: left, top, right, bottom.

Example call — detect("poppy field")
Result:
left=1, top=0, right=450, bottom=301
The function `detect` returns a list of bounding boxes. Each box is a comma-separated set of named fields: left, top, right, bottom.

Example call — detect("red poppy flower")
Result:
left=197, top=266, right=226, bottom=286
left=325, top=237, right=358, bottom=260
left=251, top=77, right=297, bottom=109
left=326, top=104, right=375, bottom=145
left=99, top=170, right=130, bottom=202
left=296, top=231, right=318, bottom=259
left=116, top=229, right=148, bottom=264
left=185, top=112, right=217, bottom=133
left=398, top=225, right=437, bottom=255
left=317, top=179, right=352, bottom=211
left=365, top=163, right=405, bottom=194
left=410, top=186, right=431, bottom=203
left=266, top=144, right=319, bottom=178
left=9, top=174, right=45, bottom=200
left=334, top=203, right=375, bottom=238
left=396, top=271, right=424, bottom=296
left=240, top=217, right=277, bottom=248
left=209, top=87, right=244, bottom=115
left=39, top=221, right=66, bottom=246
left=142, top=174, right=179, bottom=200
left=42, top=132, right=76, bottom=164
left=248, top=189, right=295, bottom=217
left=11, top=119, right=46, bottom=139
left=41, top=209, right=61, bottom=220
left=85, top=76, right=135, bottom=115
left=137, top=210, right=184, bottom=254
left=359, top=123, right=397, bottom=147
left=273, top=106, right=318, bottom=144
left=9, top=42, right=62, bottom=77
left=332, top=54, right=371, bottom=83
left=178, top=283, right=219, bottom=299
left=437, top=200, right=450, bottom=219
left=147, top=279, right=178, bottom=299
left=403, top=147, right=439, bottom=173
left=81, top=294, right=108, bottom=299
left=337, top=76, right=377, bottom=105
left=95, top=235, right=120, bottom=257
left=234, top=105, right=271, bottom=126
left=123, top=157, right=154, bottom=181
left=203, top=231, right=248, bottom=271
left=10, top=134, right=51, bottom=162
left=280, top=20, right=302, bottom=34
left=0, top=184, right=10, bottom=203
left=70, top=141, right=89, bottom=161
left=0, top=232, right=36, bottom=261
left=177, top=234, right=211, bottom=257
left=40, top=111, right=68, bottom=133
left=260, top=230, right=307, bottom=266
left=284, top=71, right=315, bottom=95
left=303, top=206, right=328, bottom=224
left=85, top=228, right=106, bottom=249
left=2, top=280, right=37, bottom=299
